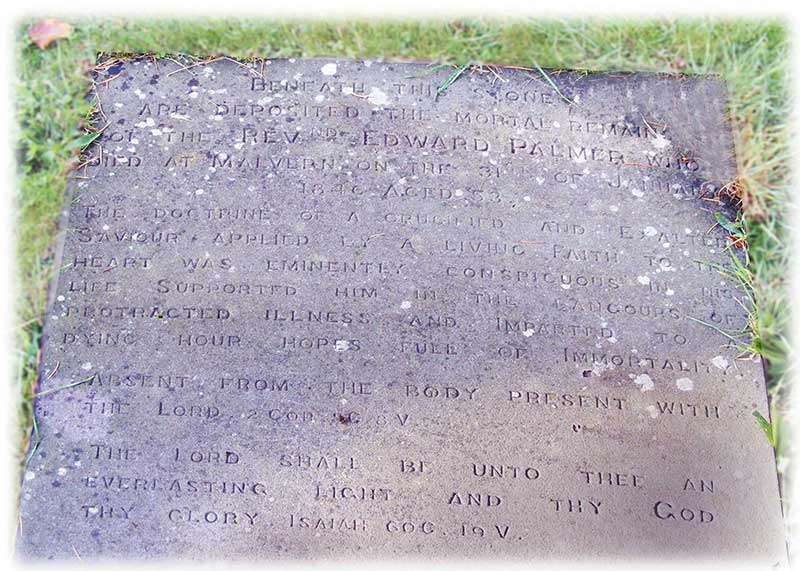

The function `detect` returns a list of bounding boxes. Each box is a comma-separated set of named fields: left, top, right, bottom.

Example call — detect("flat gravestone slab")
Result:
left=18, top=57, right=785, bottom=562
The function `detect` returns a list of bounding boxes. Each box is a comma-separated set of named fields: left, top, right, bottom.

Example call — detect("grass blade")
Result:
left=534, top=64, right=575, bottom=106
left=436, top=64, right=469, bottom=99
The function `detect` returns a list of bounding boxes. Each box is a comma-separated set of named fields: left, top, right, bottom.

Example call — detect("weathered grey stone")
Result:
left=17, top=57, right=786, bottom=562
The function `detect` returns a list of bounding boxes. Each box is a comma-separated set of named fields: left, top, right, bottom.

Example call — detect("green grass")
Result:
left=14, top=19, right=791, bottom=476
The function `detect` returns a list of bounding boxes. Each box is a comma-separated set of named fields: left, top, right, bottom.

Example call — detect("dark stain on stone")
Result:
left=106, top=63, right=124, bottom=77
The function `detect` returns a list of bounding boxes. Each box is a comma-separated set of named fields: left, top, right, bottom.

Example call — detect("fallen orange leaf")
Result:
left=28, top=19, right=72, bottom=50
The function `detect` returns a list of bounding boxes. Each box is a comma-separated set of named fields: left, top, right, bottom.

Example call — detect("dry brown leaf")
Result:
left=28, top=19, right=72, bottom=50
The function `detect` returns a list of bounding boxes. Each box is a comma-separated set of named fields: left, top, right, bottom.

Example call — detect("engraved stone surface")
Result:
left=17, top=57, right=786, bottom=562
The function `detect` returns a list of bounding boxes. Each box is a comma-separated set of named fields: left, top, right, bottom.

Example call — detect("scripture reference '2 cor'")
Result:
left=17, top=57, right=786, bottom=562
